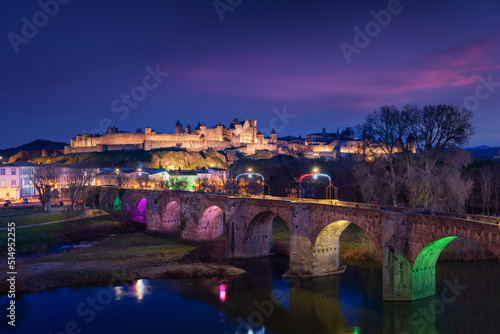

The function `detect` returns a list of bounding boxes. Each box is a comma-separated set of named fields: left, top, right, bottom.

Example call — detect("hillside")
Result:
left=28, top=148, right=229, bottom=170
left=466, top=146, right=500, bottom=160
left=0, top=139, right=67, bottom=157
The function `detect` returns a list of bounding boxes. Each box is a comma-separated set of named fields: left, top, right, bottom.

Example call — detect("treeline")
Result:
left=230, top=104, right=500, bottom=216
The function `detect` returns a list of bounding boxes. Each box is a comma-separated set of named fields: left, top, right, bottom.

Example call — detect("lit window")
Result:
left=0, top=180, right=5, bottom=187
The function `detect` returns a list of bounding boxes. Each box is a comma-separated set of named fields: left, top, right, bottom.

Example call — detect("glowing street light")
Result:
left=235, top=169, right=269, bottom=195
left=299, top=168, right=338, bottom=200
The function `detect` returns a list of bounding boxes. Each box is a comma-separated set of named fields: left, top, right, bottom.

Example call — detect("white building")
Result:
left=0, top=162, right=37, bottom=200
left=56, top=166, right=99, bottom=190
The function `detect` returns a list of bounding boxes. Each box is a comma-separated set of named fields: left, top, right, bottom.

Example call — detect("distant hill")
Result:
left=465, top=146, right=500, bottom=160
left=0, top=139, right=67, bottom=157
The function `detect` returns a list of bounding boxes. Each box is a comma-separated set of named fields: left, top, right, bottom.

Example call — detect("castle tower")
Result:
left=256, top=131, right=264, bottom=144
left=216, top=121, right=223, bottom=141
left=199, top=121, right=207, bottom=137
left=175, top=120, right=183, bottom=134
left=185, top=123, right=192, bottom=134
left=250, top=119, right=257, bottom=143
left=270, top=128, right=277, bottom=144
left=231, top=118, right=243, bottom=141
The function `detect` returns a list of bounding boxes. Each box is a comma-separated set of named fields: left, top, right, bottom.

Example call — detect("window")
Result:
left=0, top=180, right=5, bottom=187
left=11, top=169, right=16, bottom=175
left=0, top=169, right=4, bottom=175
left=11, top=180, right=16, bottom=186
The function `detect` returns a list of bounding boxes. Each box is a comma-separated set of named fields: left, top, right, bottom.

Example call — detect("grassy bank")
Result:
left=0, top=210, right=143, bottom=254
left=339, top=224, right=380, bottom=261
left=0, top=231, right=244, bottom=293
left=0, top=212, right=67, bottom=228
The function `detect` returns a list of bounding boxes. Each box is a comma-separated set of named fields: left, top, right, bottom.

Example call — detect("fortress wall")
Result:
left=205, top=140, right=232, bottom=151
left=148, top=141, right=180, bottom=150
left=65, top=146, right=94, bottom=154
left=202, top=129, right=221, bottom=141
left=106, top=144, right=144, bottom=151
left=95, top=133, right=145, bottom=146
left=72, top=133, right=146, bottom=148
left=145, top=133, right=201, bottom=142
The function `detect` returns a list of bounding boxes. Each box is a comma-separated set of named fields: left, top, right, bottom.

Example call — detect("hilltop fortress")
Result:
left=66, top=118, right=277, bottom=155
left=65, top=118, right=414, bottom=158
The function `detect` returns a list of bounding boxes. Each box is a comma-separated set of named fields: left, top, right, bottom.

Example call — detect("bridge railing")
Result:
left=99, top=186, right=499, bottom=225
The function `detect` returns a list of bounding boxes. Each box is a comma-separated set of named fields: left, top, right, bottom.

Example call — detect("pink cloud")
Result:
left=180, top=39, right=500, bottom=110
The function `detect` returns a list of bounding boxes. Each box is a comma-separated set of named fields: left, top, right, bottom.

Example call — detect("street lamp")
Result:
left=235, top=170, right=269, bottom=195
left=298, top=169, right=338, bottom=200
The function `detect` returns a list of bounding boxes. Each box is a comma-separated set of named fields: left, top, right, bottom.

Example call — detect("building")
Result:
left=65, top=118, right=278, bottom=155
left=0, top=162, right=37, bottom=200
left=65, top=118, right=415, bottom=161
left=56, top=166, right=99, bottom=190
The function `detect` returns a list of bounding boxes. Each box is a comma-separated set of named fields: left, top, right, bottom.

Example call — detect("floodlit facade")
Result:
left=0, top=162, right=37, bottom=200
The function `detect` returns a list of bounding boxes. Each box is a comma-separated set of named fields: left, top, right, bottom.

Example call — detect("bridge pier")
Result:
left=288, top=204, right=359, bottom=276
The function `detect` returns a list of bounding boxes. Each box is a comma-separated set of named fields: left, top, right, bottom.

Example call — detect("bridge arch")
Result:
left=133, top=197, right=147, bottom=224
left=412, top=233, right=498, bottom=299
left=312, top=220, right=379, bottom=276
left=182, top=205, right=225, bottom=240
left=244, top=210, right=289, bottom=258
left=161, top=200, right=181, bottom=232
left=112, top=195, right=121, bottom=211
left=411, top=236, right=457, bottom=300
left=385, top=234, right=499, bottom=301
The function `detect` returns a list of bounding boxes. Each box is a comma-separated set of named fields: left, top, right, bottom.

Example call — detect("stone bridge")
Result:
left=99, top=187, right=500, bottom=301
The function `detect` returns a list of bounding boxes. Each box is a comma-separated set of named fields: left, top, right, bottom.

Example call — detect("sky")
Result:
left=1, top=0, right=500, bottom=149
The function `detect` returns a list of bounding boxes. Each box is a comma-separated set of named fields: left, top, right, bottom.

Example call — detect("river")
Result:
left=1, top=258, right=499, bottom=334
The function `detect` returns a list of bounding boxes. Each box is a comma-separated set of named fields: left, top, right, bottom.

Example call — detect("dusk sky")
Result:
left=1, top=0, right=500, bottom=148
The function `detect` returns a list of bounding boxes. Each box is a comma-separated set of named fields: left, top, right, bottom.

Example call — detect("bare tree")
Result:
left=29, top=165, right=60, bottom=212
left=222, top=177, right=238, bottom=194
left=67, top=167, right=97, bottom=211
left=115, top=173, right=131, bottom=187
left=359, top=106, right=409, bottom=206
left=404, top=104, right=474, bottom=207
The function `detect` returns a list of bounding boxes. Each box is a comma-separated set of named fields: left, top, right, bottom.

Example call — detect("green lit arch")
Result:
left=411, top=236, right=457, bottom=300
left=112, top=195, right=121, bottom=211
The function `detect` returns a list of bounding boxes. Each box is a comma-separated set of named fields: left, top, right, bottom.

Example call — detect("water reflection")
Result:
left=219, top=281, right=228, bottom=302
left=2, top=259, right=499, bottom=333
left=113, top=279, right=151, bottom=302
left=174, top=257, right=377, bottom=333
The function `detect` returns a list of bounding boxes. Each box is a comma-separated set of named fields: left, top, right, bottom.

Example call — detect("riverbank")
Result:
left=0, top=231, right=245, bottom=293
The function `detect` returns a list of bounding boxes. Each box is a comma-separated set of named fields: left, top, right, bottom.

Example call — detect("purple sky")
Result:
left=1, top=0, right=500, bottom=148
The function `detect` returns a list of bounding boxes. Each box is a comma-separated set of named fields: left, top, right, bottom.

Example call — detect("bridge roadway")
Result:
left=99, top=187, right=500, bottom=301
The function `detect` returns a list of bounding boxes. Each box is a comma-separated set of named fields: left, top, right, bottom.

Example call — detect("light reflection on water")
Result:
left=113, top=279, right=152, bottom=302
left=0, top=258, right=499, bottom=334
